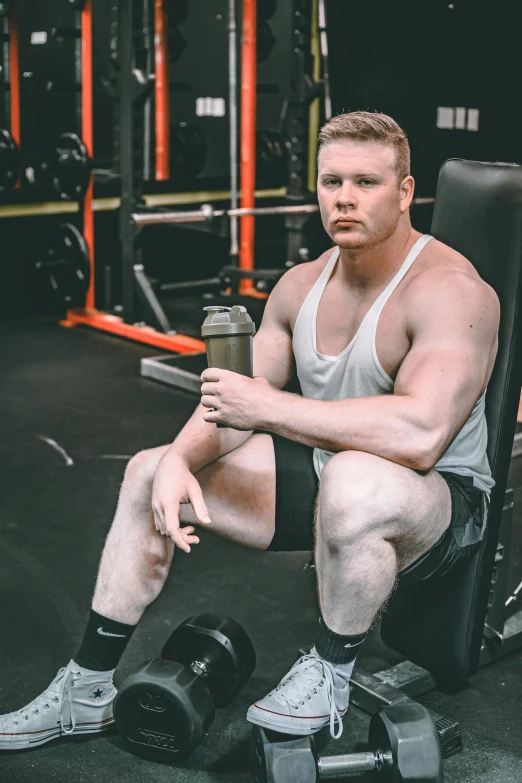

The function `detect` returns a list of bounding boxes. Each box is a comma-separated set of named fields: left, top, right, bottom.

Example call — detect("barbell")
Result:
left=132, top=203, right=321, bottom=226
left=132, top=197, right=434, bottom=227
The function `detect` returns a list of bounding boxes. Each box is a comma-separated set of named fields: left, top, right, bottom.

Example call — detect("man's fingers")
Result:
left=168, top=528, right=191, bottom=552
left=187, top=482, right=212, bottom=525
left=152, top=506, right=165, bottom=534
left=183, top=534, right=200, bottom=545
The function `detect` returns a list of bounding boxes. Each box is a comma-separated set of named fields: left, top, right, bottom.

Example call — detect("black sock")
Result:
left=315, top=616, right=369, bottom=665
left=74, top=610, right=137, bottom=672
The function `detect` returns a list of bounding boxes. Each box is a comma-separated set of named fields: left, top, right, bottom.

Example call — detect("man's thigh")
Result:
left=396, top=470, right=488, bottom=586
left=318, top=449, right=488, bottom=582
left=178, top=432, right=277, bottom=550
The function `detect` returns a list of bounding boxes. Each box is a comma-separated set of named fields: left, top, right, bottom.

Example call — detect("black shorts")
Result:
left=263, top=431, right=489, bottom=588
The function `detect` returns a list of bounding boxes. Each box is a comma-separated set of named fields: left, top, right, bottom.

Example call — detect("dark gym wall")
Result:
left=2, top=0, right=522, bottom=321
left=327, top=0, right=522, bottom=199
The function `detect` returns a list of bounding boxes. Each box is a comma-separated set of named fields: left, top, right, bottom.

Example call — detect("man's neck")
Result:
left=336, top=223, right=420, bottom=293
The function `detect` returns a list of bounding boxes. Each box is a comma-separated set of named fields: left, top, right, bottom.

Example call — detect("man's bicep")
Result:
left=253, top=326, right=295, bottom=390
left=252, top=270, right=297, bottom=390
left=395, top=275, right=499, bottom=439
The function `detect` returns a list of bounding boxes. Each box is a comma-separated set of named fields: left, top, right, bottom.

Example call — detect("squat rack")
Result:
left=65, top=0, right=329, bottom=352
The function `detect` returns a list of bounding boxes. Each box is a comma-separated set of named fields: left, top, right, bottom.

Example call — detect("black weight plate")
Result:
left=68, top=0, right=86, bottom=9
left=47, top=223, right=90, bottom=307
left=53, top=132, right=91, bottom=200
left=166, top=0, right=189, bottom=26
left=114, top=659, right=215, bottom=762
left=0, top=128, right=19, bottom=190
left=170, top=123, right=207, bottom=180
left=257, top=20, right=276, bottom=62
left=369, top=703, right=443, bottom=783
left=168, top=24, right=187, bottom=64
left=162, top=614, right=256, bottom=707
left=0, top=0, right=13, bottom=18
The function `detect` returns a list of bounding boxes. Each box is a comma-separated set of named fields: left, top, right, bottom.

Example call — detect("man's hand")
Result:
left=200, top=368, right=274, bottom=430
left=152, top=451, right=212, bottom=552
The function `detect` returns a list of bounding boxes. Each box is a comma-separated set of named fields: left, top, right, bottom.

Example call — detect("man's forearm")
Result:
left=261, top=390, right=439, bottom=471
left=170, top=403, right=252, bottom=473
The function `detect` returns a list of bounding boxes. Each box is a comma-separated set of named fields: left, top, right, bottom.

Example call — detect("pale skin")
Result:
left=93, top=138, right=499, bottom=639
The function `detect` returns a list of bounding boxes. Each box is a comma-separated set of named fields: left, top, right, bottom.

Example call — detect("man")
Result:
left=1, top=112, right=499, bottom=749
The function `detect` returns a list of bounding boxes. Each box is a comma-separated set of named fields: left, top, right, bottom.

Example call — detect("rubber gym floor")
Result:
left=1, top=316, right=522, bottom=783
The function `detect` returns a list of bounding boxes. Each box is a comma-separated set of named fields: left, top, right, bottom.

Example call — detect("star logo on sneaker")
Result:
left=88, top=686, right=105, bottom=701
left=97, top=627, right=126, bottom=638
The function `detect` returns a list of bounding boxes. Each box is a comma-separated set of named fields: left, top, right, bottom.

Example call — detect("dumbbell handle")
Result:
left=317, top=748, right=387, bottom=778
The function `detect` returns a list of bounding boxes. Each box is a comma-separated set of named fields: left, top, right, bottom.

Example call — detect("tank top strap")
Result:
left=375, top=234, right=434, bottom=308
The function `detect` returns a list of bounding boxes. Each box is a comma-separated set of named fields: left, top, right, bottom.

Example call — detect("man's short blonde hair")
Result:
left=318, top=111, right=411, bottom=185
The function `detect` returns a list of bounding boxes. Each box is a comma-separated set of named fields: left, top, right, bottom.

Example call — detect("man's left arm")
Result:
left=260, top=270, right=500, bottom=471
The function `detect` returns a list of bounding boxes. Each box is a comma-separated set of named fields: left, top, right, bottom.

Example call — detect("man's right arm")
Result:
left=168, top=267, right=299, bottom=473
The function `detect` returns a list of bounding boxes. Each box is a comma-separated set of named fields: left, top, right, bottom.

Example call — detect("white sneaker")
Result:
left=0, top=660, right=116, bottom=750
left=247, top=649, right=351, bottom=739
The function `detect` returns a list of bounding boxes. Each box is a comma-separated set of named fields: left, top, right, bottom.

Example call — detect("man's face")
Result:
left=317, top=139, right=413, bottom=251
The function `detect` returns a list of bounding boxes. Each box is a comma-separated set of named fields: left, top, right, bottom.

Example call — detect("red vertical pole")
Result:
left=155, top=0, right=170, bottom=180
left=239, top=0, right=256, bottom=292
left=81, top=0, right=95, bottom=311
left=9, top=1, right=21, bottom=187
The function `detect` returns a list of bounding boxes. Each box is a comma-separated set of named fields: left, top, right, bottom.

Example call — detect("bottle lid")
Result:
left=201, top=305, right=256, bottom=338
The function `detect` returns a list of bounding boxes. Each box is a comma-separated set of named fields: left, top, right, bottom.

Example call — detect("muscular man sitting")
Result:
left=0, top=111, right=499, bottom=749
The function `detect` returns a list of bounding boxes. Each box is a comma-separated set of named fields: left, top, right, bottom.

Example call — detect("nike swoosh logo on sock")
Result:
left=344, top=640, right=364, bottom=648
left=97, top=627, right=126, bottom=638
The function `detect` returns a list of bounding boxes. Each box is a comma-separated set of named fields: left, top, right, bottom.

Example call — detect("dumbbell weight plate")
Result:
left=251, top=727, right=317, bottom=783
left=68, top=0, right=86, bottom=8
left=161, top=614, right=256, bottom=707
left=114, top=658, right=215, bottom=763
left=369, top=703, right=443, bottom=782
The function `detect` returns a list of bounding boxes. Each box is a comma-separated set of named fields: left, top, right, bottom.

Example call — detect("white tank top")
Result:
left=292, top=234, right=494, bottom=494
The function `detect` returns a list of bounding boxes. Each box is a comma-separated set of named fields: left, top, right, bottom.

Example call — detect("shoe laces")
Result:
left=271, top=653, right=344, bottom=739
left=8, top=667, right=81, bottom=735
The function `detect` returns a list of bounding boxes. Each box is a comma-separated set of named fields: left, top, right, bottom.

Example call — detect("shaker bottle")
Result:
left=201, top=305, right=256, bottom=428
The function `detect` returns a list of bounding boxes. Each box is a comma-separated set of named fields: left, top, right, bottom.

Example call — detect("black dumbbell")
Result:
left=251, top=701, right=443, bottom=782
left=114, top=614, right=256, bottom=763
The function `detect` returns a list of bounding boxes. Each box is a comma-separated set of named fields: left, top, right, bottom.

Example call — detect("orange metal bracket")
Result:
left=62, top=309, right=206, bottom=353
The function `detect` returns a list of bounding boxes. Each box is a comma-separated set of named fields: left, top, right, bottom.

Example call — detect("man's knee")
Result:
left=318, top=451, right=401, bottom=544
left=124, top=445, right=169, bottom=488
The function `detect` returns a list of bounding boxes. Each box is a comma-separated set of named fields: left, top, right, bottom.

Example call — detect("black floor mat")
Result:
left=1, top=318, right=521, bottom=783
